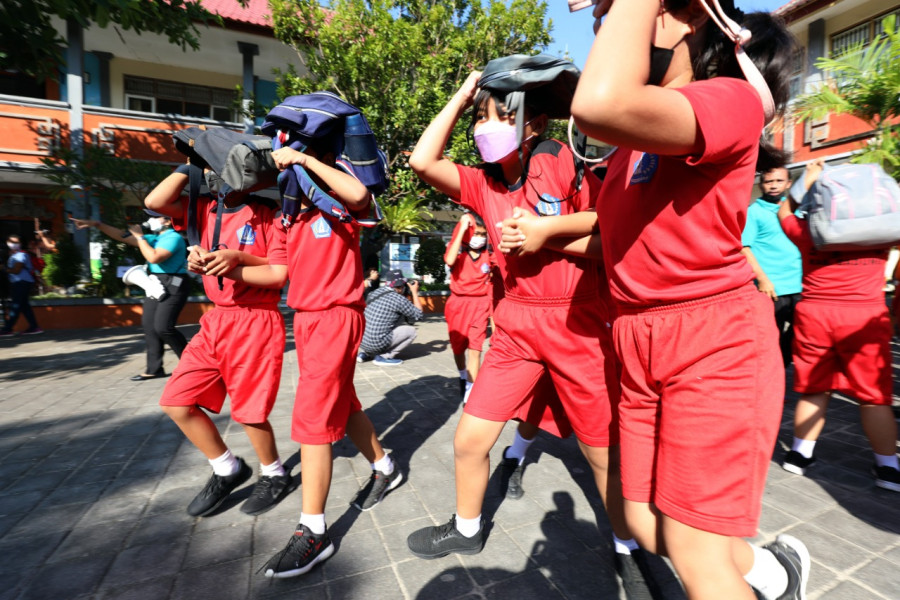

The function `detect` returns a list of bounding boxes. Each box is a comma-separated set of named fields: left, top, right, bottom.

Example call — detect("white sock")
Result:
left=209, top=450, right=240, bottom=476
left=260, top=459, right=285, bottom=478
left=613, top=534, right=639, bottom=555
left=743, top=544, right=788, bottom=600
left=874, top=452, right=899, bottom=469
left=459, top=369, right=468, bottom=380
left=372, top=453, right=395, bottom=476
left=791, top=437, right=816, bottom=459
left=505, top=430, right=536, bottom=465
left=299, top=512, right=326, bottom=535
left=463, top=385, right=472, bottom=405
left=454, top=514, right=482, bottom=538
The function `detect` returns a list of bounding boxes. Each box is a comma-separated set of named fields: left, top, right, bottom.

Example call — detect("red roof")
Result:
left=200, top=0, right=272, bottom=29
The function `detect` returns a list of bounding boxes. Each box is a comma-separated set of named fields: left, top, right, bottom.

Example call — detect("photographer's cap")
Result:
left=390, top=277, right=407, bottom=289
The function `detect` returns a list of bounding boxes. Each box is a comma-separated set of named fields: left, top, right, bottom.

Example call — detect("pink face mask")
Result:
left=473, top=120, right=520, bottom=163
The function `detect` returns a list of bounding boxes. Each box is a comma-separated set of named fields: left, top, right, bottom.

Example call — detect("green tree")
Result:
left=41, top=145, right=172, bottom=296
left=414, top=236, right=447, bottom=284
left=43, top=232, right=84, bottom=290
left=268, top=0, right=554, bottom=207
left=0, top=0, right=220, bottom=82
left=792, top=15, right=900, bottom=179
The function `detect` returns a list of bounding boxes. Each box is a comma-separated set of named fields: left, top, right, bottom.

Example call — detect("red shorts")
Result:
left=614, top=285, right=782, bottom=537
left=445, top=294, right=491, bottom=354
left=465, top=294, right=617, bottom=446
left=792, top=300, right=892, bottom=404
left=291, top=306, right=364, bottom=444
left=160, top=305, right=285, bottom=424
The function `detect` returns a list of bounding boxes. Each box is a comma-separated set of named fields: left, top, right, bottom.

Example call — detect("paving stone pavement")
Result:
left=1, top=312, right=899, bottom=600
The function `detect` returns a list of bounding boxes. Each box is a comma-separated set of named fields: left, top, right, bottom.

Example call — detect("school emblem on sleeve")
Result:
left=312, top=216, right=333, bottom=239
left=534, top=193, right=562, bottom=217
left=237, top=224, right=256, bottom=245
left=630, top=153, right=659, bottom=185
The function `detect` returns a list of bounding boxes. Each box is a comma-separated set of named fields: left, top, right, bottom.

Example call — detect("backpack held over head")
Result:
left=477, top=54, right=588, bottom=188
left=789, top=163, right=900, bottom=251
left=172, top=127, right=279, bottom=290
left=261, top=91, right=387, bottom=229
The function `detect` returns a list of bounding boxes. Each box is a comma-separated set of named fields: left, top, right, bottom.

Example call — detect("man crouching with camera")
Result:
left=358, top=276, right=423, bottom=366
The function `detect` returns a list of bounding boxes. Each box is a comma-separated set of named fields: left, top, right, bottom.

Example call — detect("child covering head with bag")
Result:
left=404, top=53, right=648, bottom=594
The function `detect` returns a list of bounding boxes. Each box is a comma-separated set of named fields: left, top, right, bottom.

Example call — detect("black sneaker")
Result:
left=186, top=458, right=252, bottom=517
left=872, top=464, right=900, bottom=492
left=762, top=534, right=810, bottom=600
left=614, top=552, right=654, bottom=600
left=262, top=524, right=335, bottom=578
left=781, top=450, right=816, bottom=476
left=500, top=447, right=524, bottom=499
left=407, top=515, right=484, bottom=559
left=351, top=464, right=403, bottom=511
left=240, top=471, right=295, bottom=516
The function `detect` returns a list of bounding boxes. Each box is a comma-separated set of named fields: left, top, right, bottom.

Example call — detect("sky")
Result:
left=545, top=0, right=788, bottom=67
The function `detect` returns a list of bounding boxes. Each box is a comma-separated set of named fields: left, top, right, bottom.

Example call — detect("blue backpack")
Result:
left=261, top=92, right=388, bottom=229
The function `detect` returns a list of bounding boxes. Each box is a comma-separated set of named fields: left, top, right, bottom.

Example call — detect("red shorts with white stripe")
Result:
left=445, top=294, right=491, bottom=355
left=160, top=305, right=285, bottom=424
left=290, top=306, right=364, bottom=444
left=614, top=284, right=782, bottom=537
left=464, top=294, right=617, bottom=446
left=792, top=300, right=892, bottom=404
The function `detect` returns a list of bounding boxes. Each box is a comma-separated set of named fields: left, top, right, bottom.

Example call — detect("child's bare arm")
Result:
left=145, top=166, right=189, bottom=217
left=195, top=249, right=269, bottom=277
left=271, top=148, right=370, bottom=209
left=500, top=210, right=599, bottom=256
left=444, top=214, right=474, bottom=267
left=223, top=264, right=288, bottom=289
left=408, top=72, right=481, bottom=199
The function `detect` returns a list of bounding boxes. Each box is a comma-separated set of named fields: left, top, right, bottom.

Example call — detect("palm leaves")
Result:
left=792, top=15, right=900, bottom=178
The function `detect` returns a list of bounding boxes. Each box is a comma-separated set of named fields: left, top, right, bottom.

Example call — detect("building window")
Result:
left=831, top=8, right=900, bottom=56
left=788, top=47, right=806, bottom=100
left=123, top=75, right=237, bottom=121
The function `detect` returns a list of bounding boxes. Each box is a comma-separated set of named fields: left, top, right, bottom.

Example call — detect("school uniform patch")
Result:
left=312, top=216, right=333, bottom=239
left=535, top=193, right=562, bottom=217
left=481, top=264, right=491, bottom=274
left=630, top=153, right=659, bottom=185
left=237, top=224, right=256, bottom=245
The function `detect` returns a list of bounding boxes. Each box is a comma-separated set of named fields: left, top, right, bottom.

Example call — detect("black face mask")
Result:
left=761, top=192, right=783, bottom=204
left=648, top=45, right=674, bottom=86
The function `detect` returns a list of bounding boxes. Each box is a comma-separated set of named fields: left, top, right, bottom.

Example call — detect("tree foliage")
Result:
left=41, top=145, right=172, bottom=295
left=0, top=0, right=219, bottom=81
left=792, top=15, right=900, bottom=179
left=268, top=0, right=554, bottom=208
left=414, top=236, right=447, bottom=284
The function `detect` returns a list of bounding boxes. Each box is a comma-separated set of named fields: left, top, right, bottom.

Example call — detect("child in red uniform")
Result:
left=145, top=165, right=292, bottom=519
left=524, top=1, right=810, bottom=598
left=443, top=211, right=492, bottom=399
left=778, top=159, right=900, bottom=492
left=261, top=138, right=401, bottom=578
left=405, top=68, right=639, bottom=589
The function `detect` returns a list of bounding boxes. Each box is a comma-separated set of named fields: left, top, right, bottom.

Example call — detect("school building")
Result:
left=0, top=0, right=299, bottom=264
left=773, top=0, right=900, bottom=170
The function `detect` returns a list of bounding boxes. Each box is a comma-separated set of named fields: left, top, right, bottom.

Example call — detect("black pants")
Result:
left=3, top=280, right=38, bottom=332
left=774, top=293, right=801, bottom=367
left=143, top=274, right=189, bottom=375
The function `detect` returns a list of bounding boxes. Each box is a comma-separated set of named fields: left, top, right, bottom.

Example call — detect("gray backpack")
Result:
left=789, top=163, right=900, bottom=250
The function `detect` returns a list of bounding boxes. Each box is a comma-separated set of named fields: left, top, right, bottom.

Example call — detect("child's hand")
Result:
left=591, top=0, right=614, bottom=33
left=187, top=246, right=210, bottom=273
left=802, top=158, right=825, bottom=192
left=200, top=249, right=243, bottom=277
left=457, top=71, right=482, bottom=108
left=272, top=147, right=307, bottom=170
left=499, top=208, right=546, bottom=255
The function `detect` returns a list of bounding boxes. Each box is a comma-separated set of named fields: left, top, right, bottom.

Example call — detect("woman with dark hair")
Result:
left=73, top=212, right=189, bottom=380
left=501, top=1, right=808, bottom=598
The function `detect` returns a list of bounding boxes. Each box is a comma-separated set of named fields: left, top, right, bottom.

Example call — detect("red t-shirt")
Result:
left=445, top=220, right=491, bottom=297
left=780, top=215, right=887, bottom=303
left=285, top=205, right=367, bottom=312
left=456, top=140, right=604, bottom=301
left=597, top=78, right=761, bottom=307
left=193, top=196, right=287, bottom=307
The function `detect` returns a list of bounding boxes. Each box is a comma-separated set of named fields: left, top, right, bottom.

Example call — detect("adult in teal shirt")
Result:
left=741, top=167, right=802, bottom=366
left=73, top=212, right=189, bottom=380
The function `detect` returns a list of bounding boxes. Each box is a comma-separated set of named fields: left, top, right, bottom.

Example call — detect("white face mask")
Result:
left=468, top=235, right=487, bottom=250
left=146, top=218, right=165, bottom=233
left=7, top=242, right=20, bottom=251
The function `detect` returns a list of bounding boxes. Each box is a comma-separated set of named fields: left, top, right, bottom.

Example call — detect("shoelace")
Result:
left=259, top=529, right=318, bottom=574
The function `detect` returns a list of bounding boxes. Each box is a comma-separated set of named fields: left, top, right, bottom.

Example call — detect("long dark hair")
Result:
left=667, top=1, right=798, bottom=170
